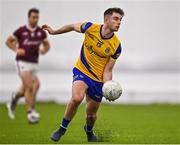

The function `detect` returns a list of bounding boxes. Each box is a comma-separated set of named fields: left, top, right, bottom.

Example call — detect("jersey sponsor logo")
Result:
left=23, top=38, right=41, bottom=46
left=86, top=45, right=106, bottom=58
left=87, top=34, right=94, bottom=40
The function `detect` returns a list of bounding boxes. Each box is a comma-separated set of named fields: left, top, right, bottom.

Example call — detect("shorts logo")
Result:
left=73, top=75, right=78, bottom=80
left=95, top=95, right=101, bottom=98
left=80, top=75, right=84, bottom=78
left=105, top=48, right=110, bottom=54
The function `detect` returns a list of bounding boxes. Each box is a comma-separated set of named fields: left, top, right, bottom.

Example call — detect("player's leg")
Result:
left=51, top=80, right=88, bottom=141
left=6, top=61, right=26, bottom=119
left=84, top=95, right=100, bottom=142
left=83, top=79, right=103, bottom=142
left=13, top=85, right=25, bottom=104
left=30, top=76, right=40, bottom=118
left=20, top=71, right=34, bottom=112
left=20, top=71, right=39, bottom=123
left=7, top=85, right=25, bottom=119
left=85, top=95, right=100, bottom=129
left=14, top=85, right=25, bottom=99
left=64, top=80, right=87, bottom=120
left=32, top=77, right=40, bottom=107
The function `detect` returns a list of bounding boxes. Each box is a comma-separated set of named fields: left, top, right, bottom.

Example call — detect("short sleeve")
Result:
left=13, top=27, right=22, bottom=39
left=111, top=43, right=122, bottom=61
left=80, top=22, right=93, bottom=33
left=41, top=30, right=47, bottom=40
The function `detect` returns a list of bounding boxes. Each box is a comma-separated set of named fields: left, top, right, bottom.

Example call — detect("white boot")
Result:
left=6, top=93, right=16, bottom=119
left=6, top=103, right=15, bottom=119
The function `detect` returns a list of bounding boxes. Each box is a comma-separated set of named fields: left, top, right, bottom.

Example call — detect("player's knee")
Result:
left=25, top=84, right=33, bottom=93
left=71, top=96, right=83, bottom=105
left=17, top=87, right=25, bottom=96
left=86, top=113, right=97, bottom=122
left=18, top=90, right=25, bottom=96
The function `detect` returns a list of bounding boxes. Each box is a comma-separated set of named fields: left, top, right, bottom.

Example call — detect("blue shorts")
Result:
left=72, top=67, right=104, bottom=102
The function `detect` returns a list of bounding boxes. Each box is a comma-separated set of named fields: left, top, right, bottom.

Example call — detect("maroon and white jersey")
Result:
left=13, top=25, right=47, bottom=63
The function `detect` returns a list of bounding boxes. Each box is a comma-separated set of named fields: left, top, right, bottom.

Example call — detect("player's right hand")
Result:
left=16, top=48, right=25, bottom=56
left=42, top=24, right=54, bottom=34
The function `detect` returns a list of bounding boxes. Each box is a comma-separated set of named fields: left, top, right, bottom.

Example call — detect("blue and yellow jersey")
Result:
left=75, top=22, right=122, bottom=82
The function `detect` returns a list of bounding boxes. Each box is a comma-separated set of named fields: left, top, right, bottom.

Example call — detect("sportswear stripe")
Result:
left=80, top=45, right=99, bottom=80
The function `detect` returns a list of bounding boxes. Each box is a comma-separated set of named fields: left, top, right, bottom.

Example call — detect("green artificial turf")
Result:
left=0, top=103, right=180, bottom=144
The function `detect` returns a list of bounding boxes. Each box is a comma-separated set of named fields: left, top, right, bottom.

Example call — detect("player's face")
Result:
left=28, top=12, right=39, bottom=27
left=106, top=12, right=123, bottom=32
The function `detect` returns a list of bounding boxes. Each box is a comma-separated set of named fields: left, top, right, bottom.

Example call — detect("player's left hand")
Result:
left=39, top=48, right=47, bottom=55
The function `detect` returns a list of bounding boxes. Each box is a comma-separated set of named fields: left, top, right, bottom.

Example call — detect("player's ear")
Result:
left=104, top=15, right=108, bottom=23
left=104, top=15, right=110, bottom=23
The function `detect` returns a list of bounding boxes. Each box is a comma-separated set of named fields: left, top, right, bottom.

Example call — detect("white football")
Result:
left=102, top=80, right=122, bottom=101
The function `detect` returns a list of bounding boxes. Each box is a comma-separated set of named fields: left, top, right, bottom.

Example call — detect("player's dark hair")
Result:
left=104, top=7, right=124, bottom=17
left=28, top=8, right=39, bottom=17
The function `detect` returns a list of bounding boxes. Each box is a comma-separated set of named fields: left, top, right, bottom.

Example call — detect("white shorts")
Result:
left=16, top=60, right=39, bottom=79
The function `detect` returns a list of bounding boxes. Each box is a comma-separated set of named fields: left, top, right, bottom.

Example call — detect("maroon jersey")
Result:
left=13, top=25, right=47, bottom=63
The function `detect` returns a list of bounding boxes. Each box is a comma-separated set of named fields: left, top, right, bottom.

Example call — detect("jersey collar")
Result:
left=26, top=24, right=37, bottom=32
left=100, top=25, right=114, bottom=40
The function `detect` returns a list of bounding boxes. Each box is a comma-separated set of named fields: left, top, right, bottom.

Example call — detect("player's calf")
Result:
left=24, top=84, right=39, bottom=123
left=51, top=80, right=87, bottom=141
left=86, top=114, right=97, bottom=126
left=6, top=93, right=16, bottom=119
left=51, top=95, right=84, bottom=141
left=31, top=78, right=40, bottom=111
left=84, top=114, right=98, bottom=142
left=6, top=85, right=25, bottom=120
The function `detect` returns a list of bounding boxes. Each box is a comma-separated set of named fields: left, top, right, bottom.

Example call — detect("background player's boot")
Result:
left=51, top=127, right=66, bottom=142
left=6, top=93, right=16, bottom=119
left=84, top=125, right=98, bottom=142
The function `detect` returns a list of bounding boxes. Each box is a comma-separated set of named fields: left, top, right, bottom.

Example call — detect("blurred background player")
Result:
left=6, top=8, right=50, bottom=123
left=42, top=7, right=124, bottom=142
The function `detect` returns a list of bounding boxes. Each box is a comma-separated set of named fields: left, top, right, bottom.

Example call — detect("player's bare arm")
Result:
left=42, top=23, right=83, bottom=35
left=6, top=36, right=17, bottom=51
left=103, top=58, right=116, bottom=82
left=39, top=39, right=50, bottom=55
left=6, top=36, right=25, bottom=56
